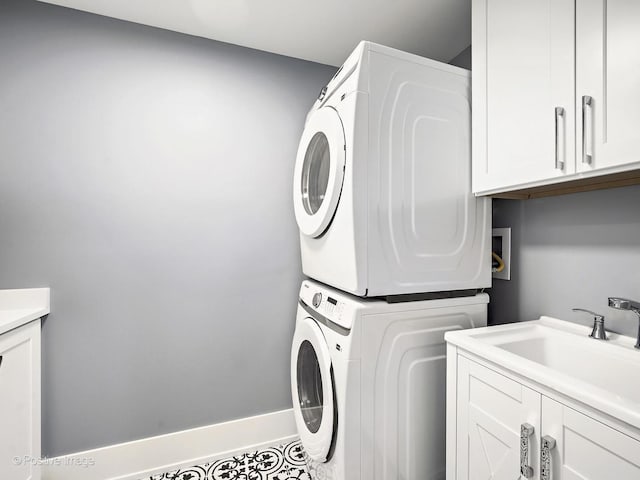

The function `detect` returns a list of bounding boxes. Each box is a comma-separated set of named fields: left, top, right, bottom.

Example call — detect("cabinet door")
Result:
left=472, top=0, right=575, bottom=194
left=541, top=397, right=640, bottom=480
left=0, top=322, right=41, bottom=480
left=576, top=0, right=640, bottom=173
left=456, top=357, right=541, bottom=480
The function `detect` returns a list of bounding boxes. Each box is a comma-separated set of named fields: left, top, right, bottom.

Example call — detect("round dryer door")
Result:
left=293, top=107, right=346, bottom=238
left=291, top=317, right=336, bottom=462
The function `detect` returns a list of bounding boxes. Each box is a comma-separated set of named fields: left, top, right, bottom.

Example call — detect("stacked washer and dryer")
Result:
left=290, top=42, right=491, bottom=480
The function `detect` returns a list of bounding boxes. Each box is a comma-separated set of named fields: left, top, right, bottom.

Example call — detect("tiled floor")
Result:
left=145, top=440, right=311, bottom=480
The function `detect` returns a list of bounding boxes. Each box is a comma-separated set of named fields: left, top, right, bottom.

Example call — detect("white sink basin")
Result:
left=446, top=317, right=640, bottom=429
left=499, top=331, right=640, bottom=404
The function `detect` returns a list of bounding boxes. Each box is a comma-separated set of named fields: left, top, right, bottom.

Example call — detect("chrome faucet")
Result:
left=572, top=308, right=608, bottom=340
left=607, top=297, right=640, bottom=349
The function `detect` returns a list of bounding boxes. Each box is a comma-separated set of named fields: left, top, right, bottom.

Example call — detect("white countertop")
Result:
left=0, top=288, right=50, bottom=335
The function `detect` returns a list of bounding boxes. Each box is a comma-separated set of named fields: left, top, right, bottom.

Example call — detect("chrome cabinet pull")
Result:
left=541, top=435, right=556, bottom=480
left=555, top=107, right=565, bottom=170
left=582, top=96, right=593, bottom=165
left=520, top=423, right=535, bottom=478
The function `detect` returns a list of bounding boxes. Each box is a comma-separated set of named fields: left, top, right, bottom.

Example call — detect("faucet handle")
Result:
left=572, top=308, right=608, bottom=340
left=572, top=308, right=604, bottom=321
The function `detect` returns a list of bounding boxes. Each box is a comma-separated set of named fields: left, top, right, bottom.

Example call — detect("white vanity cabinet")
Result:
left=0, top=320, right=41, bottom=480
left=0, top=288, right=49, bottom=480
left=448, top=352, right=640, bottom=480
left=472, top=0, right=640, bottom=196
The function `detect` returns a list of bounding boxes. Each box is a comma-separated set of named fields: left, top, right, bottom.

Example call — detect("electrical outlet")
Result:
left=492, top=228, right=511, bottom=280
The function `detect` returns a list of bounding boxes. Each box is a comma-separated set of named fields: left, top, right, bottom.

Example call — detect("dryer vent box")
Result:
left=492, top=228, right=511, bottom=280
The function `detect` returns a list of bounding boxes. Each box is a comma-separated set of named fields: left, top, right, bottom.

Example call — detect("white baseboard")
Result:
left=43, top=408, right=297, bottom=480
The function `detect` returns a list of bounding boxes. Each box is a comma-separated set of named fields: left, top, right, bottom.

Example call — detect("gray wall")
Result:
left=491, top=186, right=640, bottom=337
left=0, top=0, right=334, bottom=456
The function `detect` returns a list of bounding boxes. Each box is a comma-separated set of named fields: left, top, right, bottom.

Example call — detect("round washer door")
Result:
left=293, top=107, right=346, bottom=238
left=290, top=317, right=336, bottom=462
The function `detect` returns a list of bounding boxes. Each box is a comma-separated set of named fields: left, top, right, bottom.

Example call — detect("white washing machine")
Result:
left=293, top=41, right=491, bottom=297
left=290, top=279, right=488, bottom=480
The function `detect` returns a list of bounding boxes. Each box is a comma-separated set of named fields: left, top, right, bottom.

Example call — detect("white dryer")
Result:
left=293, top=41, right=491, bottom=297
left=291, top=279, right=488, bottom=480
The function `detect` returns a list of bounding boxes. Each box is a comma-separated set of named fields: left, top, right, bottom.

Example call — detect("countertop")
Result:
left=0, top=288, right=50, bottom=335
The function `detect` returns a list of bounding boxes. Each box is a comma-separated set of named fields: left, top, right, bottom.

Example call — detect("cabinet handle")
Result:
left=0, top=355, right=3, bottom=368
left=555, top=107, right=565, bottom=170
left=582, top=95, right=593, bottom=165
left=520, top=423, right=535, bottom=478
left=541, top=435, right=556, bottom=480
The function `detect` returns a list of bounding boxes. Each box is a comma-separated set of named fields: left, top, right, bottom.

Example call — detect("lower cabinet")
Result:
left=452, top=355, right=640, bottom=480
left=542, top=397, right=640, bottom=480
left=0, top=320, right=41, bottom=480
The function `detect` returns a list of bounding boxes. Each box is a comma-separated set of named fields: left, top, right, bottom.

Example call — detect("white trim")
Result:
left=43, top=409, right=297, bottom=480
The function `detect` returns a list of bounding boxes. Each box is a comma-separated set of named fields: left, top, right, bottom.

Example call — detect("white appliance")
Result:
left=293, top=41, right=491, bottom=297
left=290, top=279, right=488, bottom=480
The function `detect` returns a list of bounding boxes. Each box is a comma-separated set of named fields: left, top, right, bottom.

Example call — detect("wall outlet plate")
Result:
left=492, top=228, right=511, bottom=280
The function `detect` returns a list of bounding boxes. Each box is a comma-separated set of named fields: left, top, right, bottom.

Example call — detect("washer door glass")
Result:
left=293, top=107, right=346, bottom=238
left=290, top=315, right=336, bottom=462
left=296, top=340, right=324, bottom=433
left=301, top=133, right=331, bottom=216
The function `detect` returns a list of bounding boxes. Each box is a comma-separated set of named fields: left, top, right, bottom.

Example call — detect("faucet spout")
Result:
left=608, top=297, right=640, bottom=313
left=608, top=297, right=640, bottom=349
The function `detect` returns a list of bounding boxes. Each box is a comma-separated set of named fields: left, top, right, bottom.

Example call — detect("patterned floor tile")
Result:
left=145, top=440, right=310, bottom=480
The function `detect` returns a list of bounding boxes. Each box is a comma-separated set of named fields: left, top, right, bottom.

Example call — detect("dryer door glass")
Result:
left=301, top=133, right=331, bottom=215
left=293, top=107, right=345, bottom=238
left=296, top=340, right=324, bottom=433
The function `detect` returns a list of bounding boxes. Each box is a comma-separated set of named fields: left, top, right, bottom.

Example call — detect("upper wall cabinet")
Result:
left=472, top=0, right=640, bottom=196
left=577, top=0, right=640, bottom=172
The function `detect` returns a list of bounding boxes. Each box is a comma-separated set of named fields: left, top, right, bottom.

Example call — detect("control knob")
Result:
left=312, top=292, right=322, bottom=308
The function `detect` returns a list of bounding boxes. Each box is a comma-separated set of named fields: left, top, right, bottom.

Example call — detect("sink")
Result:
left=445, top=317, right=640, bottom=429
left=498, top=332, right=640, bottom=404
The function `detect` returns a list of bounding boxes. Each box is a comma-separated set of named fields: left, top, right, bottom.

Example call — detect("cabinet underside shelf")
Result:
left=488, top=169, right=640, bottom=199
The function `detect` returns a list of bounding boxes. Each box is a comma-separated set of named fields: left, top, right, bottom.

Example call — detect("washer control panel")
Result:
left=316, top=294, right=344, bottom=324
left=324, top=296, right=338, bottom=315
left=300, top=281, right=355, bottom=330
